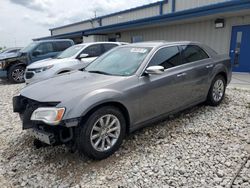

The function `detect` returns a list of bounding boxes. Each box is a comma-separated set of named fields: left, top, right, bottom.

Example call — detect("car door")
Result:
left=180, top=45, right=212, bottom=101
left=80, top=44, right=103, bottom=65
left=30, top=42, right=55, bottom=63
left=135, top=46, right=190, bottom=124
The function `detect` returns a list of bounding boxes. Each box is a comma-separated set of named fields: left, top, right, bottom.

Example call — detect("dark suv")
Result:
left=0, top=39, right=74, bottom=83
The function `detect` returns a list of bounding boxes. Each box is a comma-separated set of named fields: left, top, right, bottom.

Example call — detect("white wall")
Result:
left=52, top=22, right=91, bottom=36
left=175, top=0, right=230, bottom=11
left=51, top=2, right=171, bottom=36
left=82, top=35, right=107, bottom=43
left=163, top=1, right=172, bottom=14
left=102, top=5, right=160, bottom=26
left=51, top=0, right=232, bottom=37
left=119, top=15, right=250, bottom=54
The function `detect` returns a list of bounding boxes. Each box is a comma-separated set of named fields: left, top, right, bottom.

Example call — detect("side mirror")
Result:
left=145, top=66, right=164, bottom=75
left=32, top=50, right=41, bottom=57
left=79, top=53, right=89, bottom=59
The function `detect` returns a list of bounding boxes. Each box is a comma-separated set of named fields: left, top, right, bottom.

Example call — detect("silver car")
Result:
left=13, top=41, right=231, bottom=160
left=25, top=42, right=126, bottom=84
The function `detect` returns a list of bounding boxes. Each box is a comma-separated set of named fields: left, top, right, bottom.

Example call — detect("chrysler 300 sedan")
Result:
left=13, top=41, right=232, bottom=160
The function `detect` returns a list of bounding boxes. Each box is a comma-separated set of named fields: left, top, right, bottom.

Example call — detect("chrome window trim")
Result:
left=139, top=44, right=212, bottom=77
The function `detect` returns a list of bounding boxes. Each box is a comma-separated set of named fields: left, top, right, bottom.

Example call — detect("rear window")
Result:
left=54, top=41, right=72, bottom=52
left=102, top=44, right=118, bottom=52
left=181, top=45, right=209, bottom=63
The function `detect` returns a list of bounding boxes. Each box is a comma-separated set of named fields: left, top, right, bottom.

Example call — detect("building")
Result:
left=35, top=0, right=250, bottom=73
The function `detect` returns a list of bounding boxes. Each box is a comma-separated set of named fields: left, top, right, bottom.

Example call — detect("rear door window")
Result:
left=54, top=41, right=72, bottom=52
left=148, top=46, right=182, bottom=69
left=82, top=44, right=103, bottom=57
left=181, top=45, right=209, bottom=63
left=102, top=44, right=118, bottom=53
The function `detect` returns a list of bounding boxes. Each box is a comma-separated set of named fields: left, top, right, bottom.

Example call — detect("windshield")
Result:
left=86, top=47, right=152, bottom=76
left=57, top=45, right=84, bottom=59
left=21, top=42, right=37, bottom=53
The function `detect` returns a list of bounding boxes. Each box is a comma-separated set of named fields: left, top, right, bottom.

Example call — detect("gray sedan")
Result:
left=13, top=41, right=231, bottom=160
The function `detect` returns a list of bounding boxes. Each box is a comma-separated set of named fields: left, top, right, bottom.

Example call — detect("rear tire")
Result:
left=76, top=106, right=126, bottom=160
left=206, top=75, right=226, bottom=106
left=8, top=65, right=25, bottom=83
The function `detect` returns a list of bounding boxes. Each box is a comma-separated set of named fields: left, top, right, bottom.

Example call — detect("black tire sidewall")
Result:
left=76, top=106, right=126, bottom=160
left=8, top=65, right=25, bottom=83
left=207, top=75, right=226, bottom=106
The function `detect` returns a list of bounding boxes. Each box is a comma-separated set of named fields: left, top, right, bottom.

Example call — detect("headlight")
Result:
left=31, top=107, right=65, bottom=125
left=34, top=65, right=54, bottom=73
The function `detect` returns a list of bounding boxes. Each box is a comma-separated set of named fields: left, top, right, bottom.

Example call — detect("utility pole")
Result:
left=94, top=10, right=97, bottom=18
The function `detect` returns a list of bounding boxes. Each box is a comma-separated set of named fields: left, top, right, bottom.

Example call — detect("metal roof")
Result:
left=84, top=0, right=248, bottom=35
left=34, top=0, right=250, bottom=40
left=49, top=1, right=167, bottom=31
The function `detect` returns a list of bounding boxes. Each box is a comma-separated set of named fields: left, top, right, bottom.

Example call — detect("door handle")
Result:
left=177, top=73, right=187, bottom=77
left=206, top=65, right=214, bottom=69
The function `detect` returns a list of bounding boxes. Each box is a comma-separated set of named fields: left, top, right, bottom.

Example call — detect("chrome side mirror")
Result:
left=79, top=53, right=89, bottom=59
left=145, top=66, right=164, bottom=75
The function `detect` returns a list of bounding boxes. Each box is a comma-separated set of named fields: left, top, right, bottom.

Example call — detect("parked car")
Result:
left=0, top=39, right=74, bottom=83
left=13, top=41, right=231, bottom=160
left=0, top=47, right=22, bottom=60
left=25, top=42, right=127, bottom=84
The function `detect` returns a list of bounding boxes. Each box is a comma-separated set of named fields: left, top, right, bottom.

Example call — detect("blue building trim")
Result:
left=83, top=0, right=248, bottom=35
left=98, top=18, right=102, bottom=27
left=159, top=2, right=164, bottom=15
left=172, top=0, right=176, bottom=12
left=50, top=1, right=168, bottom=31
left=34, top=31, right=84, bottom=41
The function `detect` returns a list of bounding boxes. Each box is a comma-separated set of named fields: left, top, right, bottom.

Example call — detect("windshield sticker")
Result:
left=130, top=48, right=148, bottom=53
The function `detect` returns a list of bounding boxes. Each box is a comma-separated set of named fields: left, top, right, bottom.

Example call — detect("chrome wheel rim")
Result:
left=212, top=79, right=224, bottom=102
left=90, top=114, right=121, bottom=152
left=12, top=69, right=24, bottom=82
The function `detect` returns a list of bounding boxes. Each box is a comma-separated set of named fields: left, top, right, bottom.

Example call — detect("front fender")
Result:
left=61, top=89, right=126, bottom=120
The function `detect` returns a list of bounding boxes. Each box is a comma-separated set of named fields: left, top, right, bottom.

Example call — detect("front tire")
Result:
left=206, top=75, right=226, bottom=106
left=8, top=65, right=25, bottom=83
left=76, top=106, right=126, bottom=160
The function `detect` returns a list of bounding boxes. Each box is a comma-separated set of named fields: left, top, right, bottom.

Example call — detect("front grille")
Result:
left=25, top=72, right=34, bottom=79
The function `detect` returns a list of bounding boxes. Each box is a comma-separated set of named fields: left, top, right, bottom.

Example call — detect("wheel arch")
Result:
left=6, top=61, right=26, bottom=71
left=80, top=101, right=131, bottom=134
left=216, top=71, right=227, bottom=85
left=210, top=63, right=229, bottom=85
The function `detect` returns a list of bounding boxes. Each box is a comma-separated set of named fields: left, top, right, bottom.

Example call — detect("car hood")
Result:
left=27, top=58, right=74, bottom=68
left=20, top=71, right=127, bottom=102
left=0, top=52, right=20, bottom=60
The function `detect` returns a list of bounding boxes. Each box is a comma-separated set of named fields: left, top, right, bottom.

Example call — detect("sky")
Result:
left=0, top=0, right=159, bottom=48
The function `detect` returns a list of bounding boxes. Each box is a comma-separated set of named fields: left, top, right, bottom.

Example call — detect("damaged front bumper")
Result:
left=13, top=95, right=78, bottom=145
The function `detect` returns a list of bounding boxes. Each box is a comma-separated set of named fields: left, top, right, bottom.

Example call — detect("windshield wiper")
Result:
left=88, top=70, right=112, bottom=75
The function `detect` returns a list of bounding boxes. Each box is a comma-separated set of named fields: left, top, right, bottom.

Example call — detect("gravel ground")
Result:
left=0, top=80, right=249, bottom=188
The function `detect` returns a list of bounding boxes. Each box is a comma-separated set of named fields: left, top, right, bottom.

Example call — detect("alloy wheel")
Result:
left=212, top=79, right=224, bottom=102
left=12, top=68, right=24, bottom=82
left=90, top=114, right=121, bottom=152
